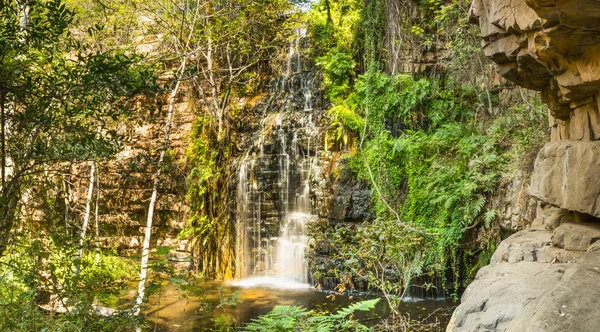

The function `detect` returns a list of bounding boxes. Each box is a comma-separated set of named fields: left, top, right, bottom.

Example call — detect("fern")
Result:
left=307, top=298, right=379, bottom=331
left=244, top=299, right=379, bottom=332
left=244, top=306, right=308, bottom=331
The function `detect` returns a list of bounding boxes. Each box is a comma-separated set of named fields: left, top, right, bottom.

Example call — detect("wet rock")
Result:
left=327, top=166, right=374, bottom=222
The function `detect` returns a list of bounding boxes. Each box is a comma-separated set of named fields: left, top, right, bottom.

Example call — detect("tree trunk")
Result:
left=74, top=159, right=95, bottom=277
left=206, top=34, right=222, bottom=140
left=1, top=92, right=5, bottom=188
left=62, top=176, right=70, bottom=235
left=325, top=0, right=332, bottom=26
left=94, top=165, right=101, bottom=264
left=133, top=58, right=186, bottom=316
left=0, top=182, right=20, bottom=256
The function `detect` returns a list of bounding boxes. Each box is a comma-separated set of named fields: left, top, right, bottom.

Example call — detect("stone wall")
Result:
left=80, top=89, right=193, bottom=267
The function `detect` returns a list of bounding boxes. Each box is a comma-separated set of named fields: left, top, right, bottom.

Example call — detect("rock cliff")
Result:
left=449, top=0, right=600, bottom=330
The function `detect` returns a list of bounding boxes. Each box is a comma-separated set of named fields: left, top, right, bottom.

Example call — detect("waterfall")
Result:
left=233, top=27, right=322, bottom=286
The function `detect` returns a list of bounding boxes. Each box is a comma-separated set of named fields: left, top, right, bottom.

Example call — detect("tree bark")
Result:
left=133, top=58, right=186, bottom=316
left=62, top=176, right=70, bottom=235
left=0, top=182, right=20, bottom=256
left=325, top=0, right=332, bottom=26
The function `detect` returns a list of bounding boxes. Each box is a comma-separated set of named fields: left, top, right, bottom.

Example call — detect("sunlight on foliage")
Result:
left=245, top=298, right=380, bottom=332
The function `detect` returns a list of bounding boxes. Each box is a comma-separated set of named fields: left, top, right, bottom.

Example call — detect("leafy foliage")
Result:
left=181, top=117, right=237, bottom=280
left=338, top=69, right=547, bottom=301
left=0, top=233, right=140, bottom=331
left=0, top=0, right=157, bottom=256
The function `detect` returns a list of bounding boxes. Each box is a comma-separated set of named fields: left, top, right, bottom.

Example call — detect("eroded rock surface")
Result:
left=504, top=242, right=600, bottom=332
left=472, top=0, right=600, bottom=222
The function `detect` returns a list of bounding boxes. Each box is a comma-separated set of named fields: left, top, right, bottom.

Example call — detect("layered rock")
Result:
left=468, top=0, right=600, bottom=221
left=232, top=29, right=329, bottom=280
left=471, top=0, right=600, bottom=119
left=469, top=0, right=600, bottom=241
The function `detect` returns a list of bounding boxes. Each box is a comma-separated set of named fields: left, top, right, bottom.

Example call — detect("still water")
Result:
left=140, top=277, right=456, bottom=331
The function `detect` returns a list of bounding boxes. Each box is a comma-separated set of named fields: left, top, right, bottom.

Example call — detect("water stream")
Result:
left=234, top=27, right=319, bottom=285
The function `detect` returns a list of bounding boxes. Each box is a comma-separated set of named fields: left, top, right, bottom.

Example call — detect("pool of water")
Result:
left=141, top=277, right=456, bottom=331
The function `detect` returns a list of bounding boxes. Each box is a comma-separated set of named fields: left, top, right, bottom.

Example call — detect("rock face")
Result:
left=471, top=0, right=600, bottom=120
left=325, top=165, right=374, bottom=222
left=471, top=0, right=600, bottom=218
left=232, top=29, right=329, bottom=280
left=449, top=0, right=600, bottom=331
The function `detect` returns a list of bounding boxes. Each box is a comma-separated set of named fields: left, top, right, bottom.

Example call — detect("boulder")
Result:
left=447, top=261, right=569, bottom=332
left=504, top=244, right=600, bottom=331
left=490, top=227, right=551, bottom=263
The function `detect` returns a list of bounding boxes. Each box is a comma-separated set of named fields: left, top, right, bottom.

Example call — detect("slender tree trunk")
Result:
left=0, top=182, right=20, bottom=257
left=74, top=160, right=96, bottom=277
left=206, top=34, right=222, bottom=139
left=18, top=2, right=29, bottom=29
left=62, top=176, right=70, bottom=235
left=325, top=0, right=332, bottom=26
left=133, top=59, right=186, bottom=316
left=1, top=92, right=6, bottom=188
left=94, top=164, right=101, bottom=264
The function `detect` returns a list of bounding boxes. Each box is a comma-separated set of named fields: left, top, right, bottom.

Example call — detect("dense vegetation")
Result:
left=0, top=0, right=306, bottom=330
left=245, top=299, right=380, bottom=331
left=0, top=0, right=158, bottom=329
left=305, top=0, right=547, bottom=315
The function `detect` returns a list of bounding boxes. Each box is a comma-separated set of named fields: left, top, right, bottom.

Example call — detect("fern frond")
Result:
left=484, top=209, right=498, bottom=228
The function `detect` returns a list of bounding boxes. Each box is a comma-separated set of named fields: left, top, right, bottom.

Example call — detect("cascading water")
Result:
left=233, top=27, right=323, bottom=287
